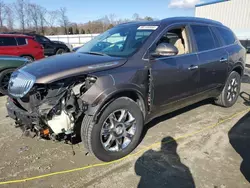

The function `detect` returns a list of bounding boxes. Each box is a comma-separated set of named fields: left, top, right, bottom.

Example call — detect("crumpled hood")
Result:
left=20, top=53, right=126, bottom=83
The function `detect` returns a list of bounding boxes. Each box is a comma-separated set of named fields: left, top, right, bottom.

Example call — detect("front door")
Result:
left=151, top=54, right=199, bottom=107
left=149, top=25, right=200, bottom=114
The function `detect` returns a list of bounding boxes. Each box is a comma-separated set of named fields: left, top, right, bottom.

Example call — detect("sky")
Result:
left=8, top=0, right=216, bottom=23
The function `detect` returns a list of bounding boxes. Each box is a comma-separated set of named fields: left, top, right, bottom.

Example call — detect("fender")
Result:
left=230, top=62, right=244, bottom=76
left=80, top=74, right=148, bottom=121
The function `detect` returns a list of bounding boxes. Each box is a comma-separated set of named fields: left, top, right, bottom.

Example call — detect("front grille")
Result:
left=8, top=70, right=36, bottom=98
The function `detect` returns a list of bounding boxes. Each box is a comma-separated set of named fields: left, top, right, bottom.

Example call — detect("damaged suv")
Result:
left=6, top=17, right=246, bottom=161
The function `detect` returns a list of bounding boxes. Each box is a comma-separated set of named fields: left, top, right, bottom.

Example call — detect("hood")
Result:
left=20, top=53, right=126, bottom=83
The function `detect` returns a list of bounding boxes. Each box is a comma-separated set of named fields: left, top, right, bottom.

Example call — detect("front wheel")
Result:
left=0, top=69, right=15, bottom=95
left=215, top=71, right=241, bottom=107
left=81, top=97, right=144, bottom=162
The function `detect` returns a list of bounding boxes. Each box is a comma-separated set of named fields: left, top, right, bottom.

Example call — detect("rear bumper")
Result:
left=6, top=98, right=38, bottom=127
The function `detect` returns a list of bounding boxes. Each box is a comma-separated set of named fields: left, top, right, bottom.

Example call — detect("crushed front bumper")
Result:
left=6, top=97, right=39, bottom=127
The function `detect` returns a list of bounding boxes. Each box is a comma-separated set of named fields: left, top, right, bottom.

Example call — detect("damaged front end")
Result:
left=7, top=70, right=97, bottom=141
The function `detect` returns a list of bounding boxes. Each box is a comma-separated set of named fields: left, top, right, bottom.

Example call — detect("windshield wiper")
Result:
left=83, top=51, right=109, bottom=56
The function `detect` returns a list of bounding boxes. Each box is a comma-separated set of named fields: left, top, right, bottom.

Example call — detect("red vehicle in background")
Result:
left=0, top=34, right=44, bottom=61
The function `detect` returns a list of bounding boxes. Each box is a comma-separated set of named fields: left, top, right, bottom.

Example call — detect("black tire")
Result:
left=215, top=71, right=241, bottom=107
left=0, top=69, right=15, bottom=95
left=81, top=97, right=144, bottom=162
left=21, top=55, right=34, bottom=62
left=56, top=48, right=65, bottom=55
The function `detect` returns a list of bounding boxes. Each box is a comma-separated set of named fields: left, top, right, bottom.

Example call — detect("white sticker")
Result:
left=138, top=26, right=158, bottom=30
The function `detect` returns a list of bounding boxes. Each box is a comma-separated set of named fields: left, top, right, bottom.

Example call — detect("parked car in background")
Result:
left=6, top=17, right=246, bottom=161
left=0, top=56, right=29, bottom=95
left=0, top=34, right=44, bottom=61
left=240, top=40, right=250, bottom=53
left=52, top=40, right=73, bottom=52
left=72, top=45, right=83, bottom=52
left=3, top=32, right=71, bottom=56
left=24, top=33, right=71, bottom=56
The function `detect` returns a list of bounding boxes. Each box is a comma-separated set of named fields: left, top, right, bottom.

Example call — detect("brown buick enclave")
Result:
left=6, top=17, right=246, bottom=161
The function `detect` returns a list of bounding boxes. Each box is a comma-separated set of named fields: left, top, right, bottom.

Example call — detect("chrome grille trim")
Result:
left=8, top=70, right=36, bottom=98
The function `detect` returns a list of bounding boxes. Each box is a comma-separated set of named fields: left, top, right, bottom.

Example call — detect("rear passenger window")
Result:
left=210, top=27, right=221, bottom=48
left=16, top=37, right=27, bottom=45
left=0, top=37, right=17, bottom=46
left=215, top=27, right=236, bottom=45
left=191, top=25, right=215, bottom=52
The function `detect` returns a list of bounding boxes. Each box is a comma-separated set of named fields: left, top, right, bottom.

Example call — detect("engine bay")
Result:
left=8, top=75, right=97, bottom=141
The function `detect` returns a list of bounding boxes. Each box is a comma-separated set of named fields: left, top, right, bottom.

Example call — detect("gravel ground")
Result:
left=0, top=76, right=250, bottom=188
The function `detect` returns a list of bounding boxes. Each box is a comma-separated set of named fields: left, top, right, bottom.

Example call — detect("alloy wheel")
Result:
left=100, top=109, right=136, bottom=152
left=227, top=77, right=239, bottom=102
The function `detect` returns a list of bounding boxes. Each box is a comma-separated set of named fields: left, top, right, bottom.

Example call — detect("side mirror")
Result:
left=151, top=43, right=178, bottom=58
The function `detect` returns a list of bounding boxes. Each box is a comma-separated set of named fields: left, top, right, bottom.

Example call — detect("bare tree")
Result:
left=37, top=5, right=47, bottom=34
left=27, top=3, right=40, bottom=32
left=0, top=1, right=5, bottom=30
left=132, top=13, right=140, bottom=21
left=47, top=10, right=58, bottom=28
left=108, top=14, right=117, bottom=25
left=5, top=5, right=14, bottom=30
left=14, top=0, right=27, bottom=32
left=58, top=7, right=69, bottom=34
left=46, top=10, right=59, bottom=34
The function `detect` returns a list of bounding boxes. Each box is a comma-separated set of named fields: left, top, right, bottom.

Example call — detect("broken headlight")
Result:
left=8, top=70, right=36, bottom=98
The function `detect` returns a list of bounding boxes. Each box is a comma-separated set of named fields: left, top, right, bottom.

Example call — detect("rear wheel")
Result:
left=0, top=69, right=15, bottom=95
left=215, top=71, right=241, bottom=107
left=21, top=55, right=34, bottom=62
left=81, top=97, right=144, bottom=161
left=56, top=48, right=65, bottom=55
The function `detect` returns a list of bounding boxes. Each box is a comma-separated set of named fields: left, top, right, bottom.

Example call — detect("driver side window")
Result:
left=155, top=26, right=190, bottom=56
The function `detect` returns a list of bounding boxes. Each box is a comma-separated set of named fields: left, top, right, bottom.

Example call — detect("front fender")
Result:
left=80, top=71, right=147, bottom=117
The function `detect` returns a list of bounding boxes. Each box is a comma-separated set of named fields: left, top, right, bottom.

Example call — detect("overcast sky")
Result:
left=7, top=0, right=215, bottom=23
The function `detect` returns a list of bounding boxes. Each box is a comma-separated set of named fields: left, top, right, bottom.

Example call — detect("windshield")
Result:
left=77, top=25, right=158, bottom=57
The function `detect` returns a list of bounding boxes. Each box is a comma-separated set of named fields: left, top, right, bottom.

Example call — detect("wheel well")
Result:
left=56, top=47, right=65, bottom=52
left=232, top=66, right=243, bottom=76
left=20, top=54, right=34, bottom=60
left=94, top=90, right=146, bottom=122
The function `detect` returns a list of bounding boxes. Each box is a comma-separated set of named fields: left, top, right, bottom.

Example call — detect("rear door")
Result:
left=190, top=25, right=228, bottom=92
left=0, top=37, right=18, bottom=56
left=16, top=37, right=28, bottom=55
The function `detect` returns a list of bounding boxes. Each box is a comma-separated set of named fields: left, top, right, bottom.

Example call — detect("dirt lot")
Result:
left=0, top=76, right=250, bottom=188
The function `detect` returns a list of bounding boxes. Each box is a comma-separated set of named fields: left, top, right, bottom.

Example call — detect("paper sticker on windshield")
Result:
left=138, top=26, right=158, bottom=30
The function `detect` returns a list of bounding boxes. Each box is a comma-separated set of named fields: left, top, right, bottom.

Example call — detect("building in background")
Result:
left=195, top=0, right=250, bottom=41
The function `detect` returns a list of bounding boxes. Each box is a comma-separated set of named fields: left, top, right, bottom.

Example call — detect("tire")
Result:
left=56, top=48, right=65, bottom=55
left=0, top=69, right=15, bottom=95
left=215, top=71, right=241, bottom=107
left=21, top=55, right=34, bottom=62
left=81, top=97, right=144, bottom=162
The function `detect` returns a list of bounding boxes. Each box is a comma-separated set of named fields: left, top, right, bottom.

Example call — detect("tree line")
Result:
left=0, top=0, right=155, bottom=35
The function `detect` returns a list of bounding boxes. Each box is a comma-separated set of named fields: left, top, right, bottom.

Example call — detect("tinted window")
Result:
left=16, top=37, right=27, bottom=45
left=36, top=36, right=50, bottom=43
left=191, top=25, right=215, bottom=51
left=216, top=27, right=236, bottom=45
left=210, top=27, right=221, bottom=47
left=0, top=37, right=17, bottom=46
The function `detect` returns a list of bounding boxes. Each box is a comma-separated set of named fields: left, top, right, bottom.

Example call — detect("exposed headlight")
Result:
left=8, top=70, right=36, bottom=98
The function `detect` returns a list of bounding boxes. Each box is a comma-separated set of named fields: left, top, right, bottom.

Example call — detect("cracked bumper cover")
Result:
left=6, top=98, right=38, bottom=126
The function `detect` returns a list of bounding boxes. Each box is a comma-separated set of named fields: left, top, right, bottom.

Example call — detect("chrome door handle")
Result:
left=220, top=58, right=228, bottom=62
left=188, top=65, right=198, bottom=70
